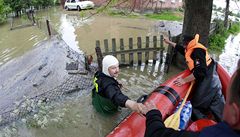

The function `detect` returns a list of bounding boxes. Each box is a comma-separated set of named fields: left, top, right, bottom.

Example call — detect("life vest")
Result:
left=185, top=34, right=212, bottom=71
left=92, top=72, right=118, bottom=115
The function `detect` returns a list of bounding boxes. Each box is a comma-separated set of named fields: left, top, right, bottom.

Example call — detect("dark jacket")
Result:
left=145, top=109, right=199, bottom=137
left=92, top=71, right=129, bottom=107
left=175, top=44, right=224, bottom=122
left=175, top=44, right=208, bottom=82
left=145, top=109, right=240, bottom=137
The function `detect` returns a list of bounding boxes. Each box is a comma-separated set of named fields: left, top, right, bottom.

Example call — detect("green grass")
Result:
left=228, top=22, right=240, bottom=35
left=105, top=9, right=183, bottom=21
left=144, top=12, right=183, bottom=21
left=209, top=22, right=240, bottom=52
left=106, top=10, right=139, bottom=18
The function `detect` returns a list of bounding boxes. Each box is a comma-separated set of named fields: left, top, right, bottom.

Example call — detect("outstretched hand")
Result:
left=125, top=100, right=145, bottom=114
left=139, top=101, right=157, bottom=115
left=174, top=77, right=186, bottom=86
left=163, top=37, right=176, bottom=48
left=133, top=103, right=145, bottom=114
left=163, top=37, right=171, bottom=44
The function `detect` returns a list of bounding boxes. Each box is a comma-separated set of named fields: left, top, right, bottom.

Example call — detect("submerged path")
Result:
left=0, top=36, right=95, bottom=125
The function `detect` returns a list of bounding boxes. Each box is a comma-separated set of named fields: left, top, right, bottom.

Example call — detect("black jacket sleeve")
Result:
left=191, top=48, right=207, bottom=82
left=175, top=44, right=185, bottom=55
left=98, top=73, right=129, bottom=107
left=145, top=109, right=200, bottom=137
left=104, top=84, right=129, bottom=107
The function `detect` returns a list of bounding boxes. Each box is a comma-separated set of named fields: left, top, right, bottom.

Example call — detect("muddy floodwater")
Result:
left=0, top=6, right=239, bottom=137
left=0, top=20, right=46, bottom=66
left=0, top=6, right=180, bottom=65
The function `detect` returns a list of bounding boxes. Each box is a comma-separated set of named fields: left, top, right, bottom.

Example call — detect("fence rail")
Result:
left=95, top=35, right=167, bottom=70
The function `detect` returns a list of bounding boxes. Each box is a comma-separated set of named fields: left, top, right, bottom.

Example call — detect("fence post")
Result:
left=164, top=31, right=174, bottom=73
left=30, top=7, right=36, bottom=25
left=46, top=19, right=51, bottom=36
left=120, top=38, right=125, bottom=64
left=112, top=38, right=116, bottom=57
left=104, top=39, right=109, bottom=54
left=38, top=19, right=42, bottom=29
left=95, top=40, right=103, bottom=71
left=160, top=35, right=164, bottom=64
left=145, top=36, right=150, bottom=64
left=129, top=38, right=134, bottom=66
left=137, top=37, right=142, bottom=65
left=153, top=36, right=157, bottom=64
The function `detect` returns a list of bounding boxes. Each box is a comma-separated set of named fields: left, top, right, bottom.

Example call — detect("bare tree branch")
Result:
left=234, top=0, right=240, bottom=9
left=84, top=0, right=114, bottom=20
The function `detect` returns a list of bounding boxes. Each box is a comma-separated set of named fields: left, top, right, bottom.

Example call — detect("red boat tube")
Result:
left=107, top=64, right=230, bottom=137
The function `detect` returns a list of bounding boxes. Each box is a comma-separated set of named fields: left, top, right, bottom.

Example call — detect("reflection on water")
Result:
left=59, top=13, right=95, bottom=54
left=59, top=14, right=80, bottom=53
left=218, top=33, right=240, bottom=75
left=0, top=23, right=46, bottom=66
left=75, top=15, right=160, bottom=57
left=49, top=8, right=163, bottom=56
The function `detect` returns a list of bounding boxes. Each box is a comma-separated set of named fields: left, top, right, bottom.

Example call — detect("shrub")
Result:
left=209, top=20, right=240, bottom=52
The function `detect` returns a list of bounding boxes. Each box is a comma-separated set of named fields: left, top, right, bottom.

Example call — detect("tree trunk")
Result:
left=173, top=0, right=213, bottom=70
left=182, top=0, right=213, bottom=47
left=224, top=0, right=230, bottom=29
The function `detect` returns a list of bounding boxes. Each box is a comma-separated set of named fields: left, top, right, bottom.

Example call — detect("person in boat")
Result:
left=92, top=55, right=143, bottom=115
left=163, top=34, right=225, bottom=122
left=141, top=67, right=240, bottom=137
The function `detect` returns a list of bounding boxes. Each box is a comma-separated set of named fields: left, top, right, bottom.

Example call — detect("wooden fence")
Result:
left=95, top=35, right=169, bottom=71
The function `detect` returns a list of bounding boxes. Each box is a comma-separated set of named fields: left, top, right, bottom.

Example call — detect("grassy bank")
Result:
left=106, top=10, right=139, bottom=18
left=209, top=21, right=240, bottom=51
left=105, top=8, right=183, bottom=21
left=144, top=11, right=183, bottom=21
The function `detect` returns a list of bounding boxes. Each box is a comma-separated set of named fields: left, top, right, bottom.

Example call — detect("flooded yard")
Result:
left=0, top=6, right=181, bottom=137
left=0, top=6, right=239, bottom=137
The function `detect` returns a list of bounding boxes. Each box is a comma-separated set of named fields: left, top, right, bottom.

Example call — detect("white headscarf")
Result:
left=102, top=55, right=119, bottom=77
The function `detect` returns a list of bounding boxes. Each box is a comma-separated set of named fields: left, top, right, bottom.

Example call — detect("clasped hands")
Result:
left=132, top=77, right=186, bottom=115
left=133, top=101, right=158, bottom=116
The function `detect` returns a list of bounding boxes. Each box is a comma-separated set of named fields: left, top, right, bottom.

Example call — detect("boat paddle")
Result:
left=164, top=81, right=194, bottom=130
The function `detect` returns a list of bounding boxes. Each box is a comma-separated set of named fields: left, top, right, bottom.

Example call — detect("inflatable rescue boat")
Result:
left=107, top=64, right=230, bottom=137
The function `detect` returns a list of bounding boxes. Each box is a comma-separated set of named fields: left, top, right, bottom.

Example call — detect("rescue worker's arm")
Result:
left=163, top=37, right=185, bottom=55
left=174, top=74, right=195, bottom=86
left=142, top=102, right=200, bottom=137
left=174, top=48, right=207, bottom=86
left=175, top=44, right=185, bottom=55
left=191, top=48, right=207, bottom=82
left=163, top=37, right=177, bottom=48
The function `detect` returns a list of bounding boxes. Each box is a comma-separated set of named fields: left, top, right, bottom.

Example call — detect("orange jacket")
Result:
left=185, top=34, right=212, bottom=71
